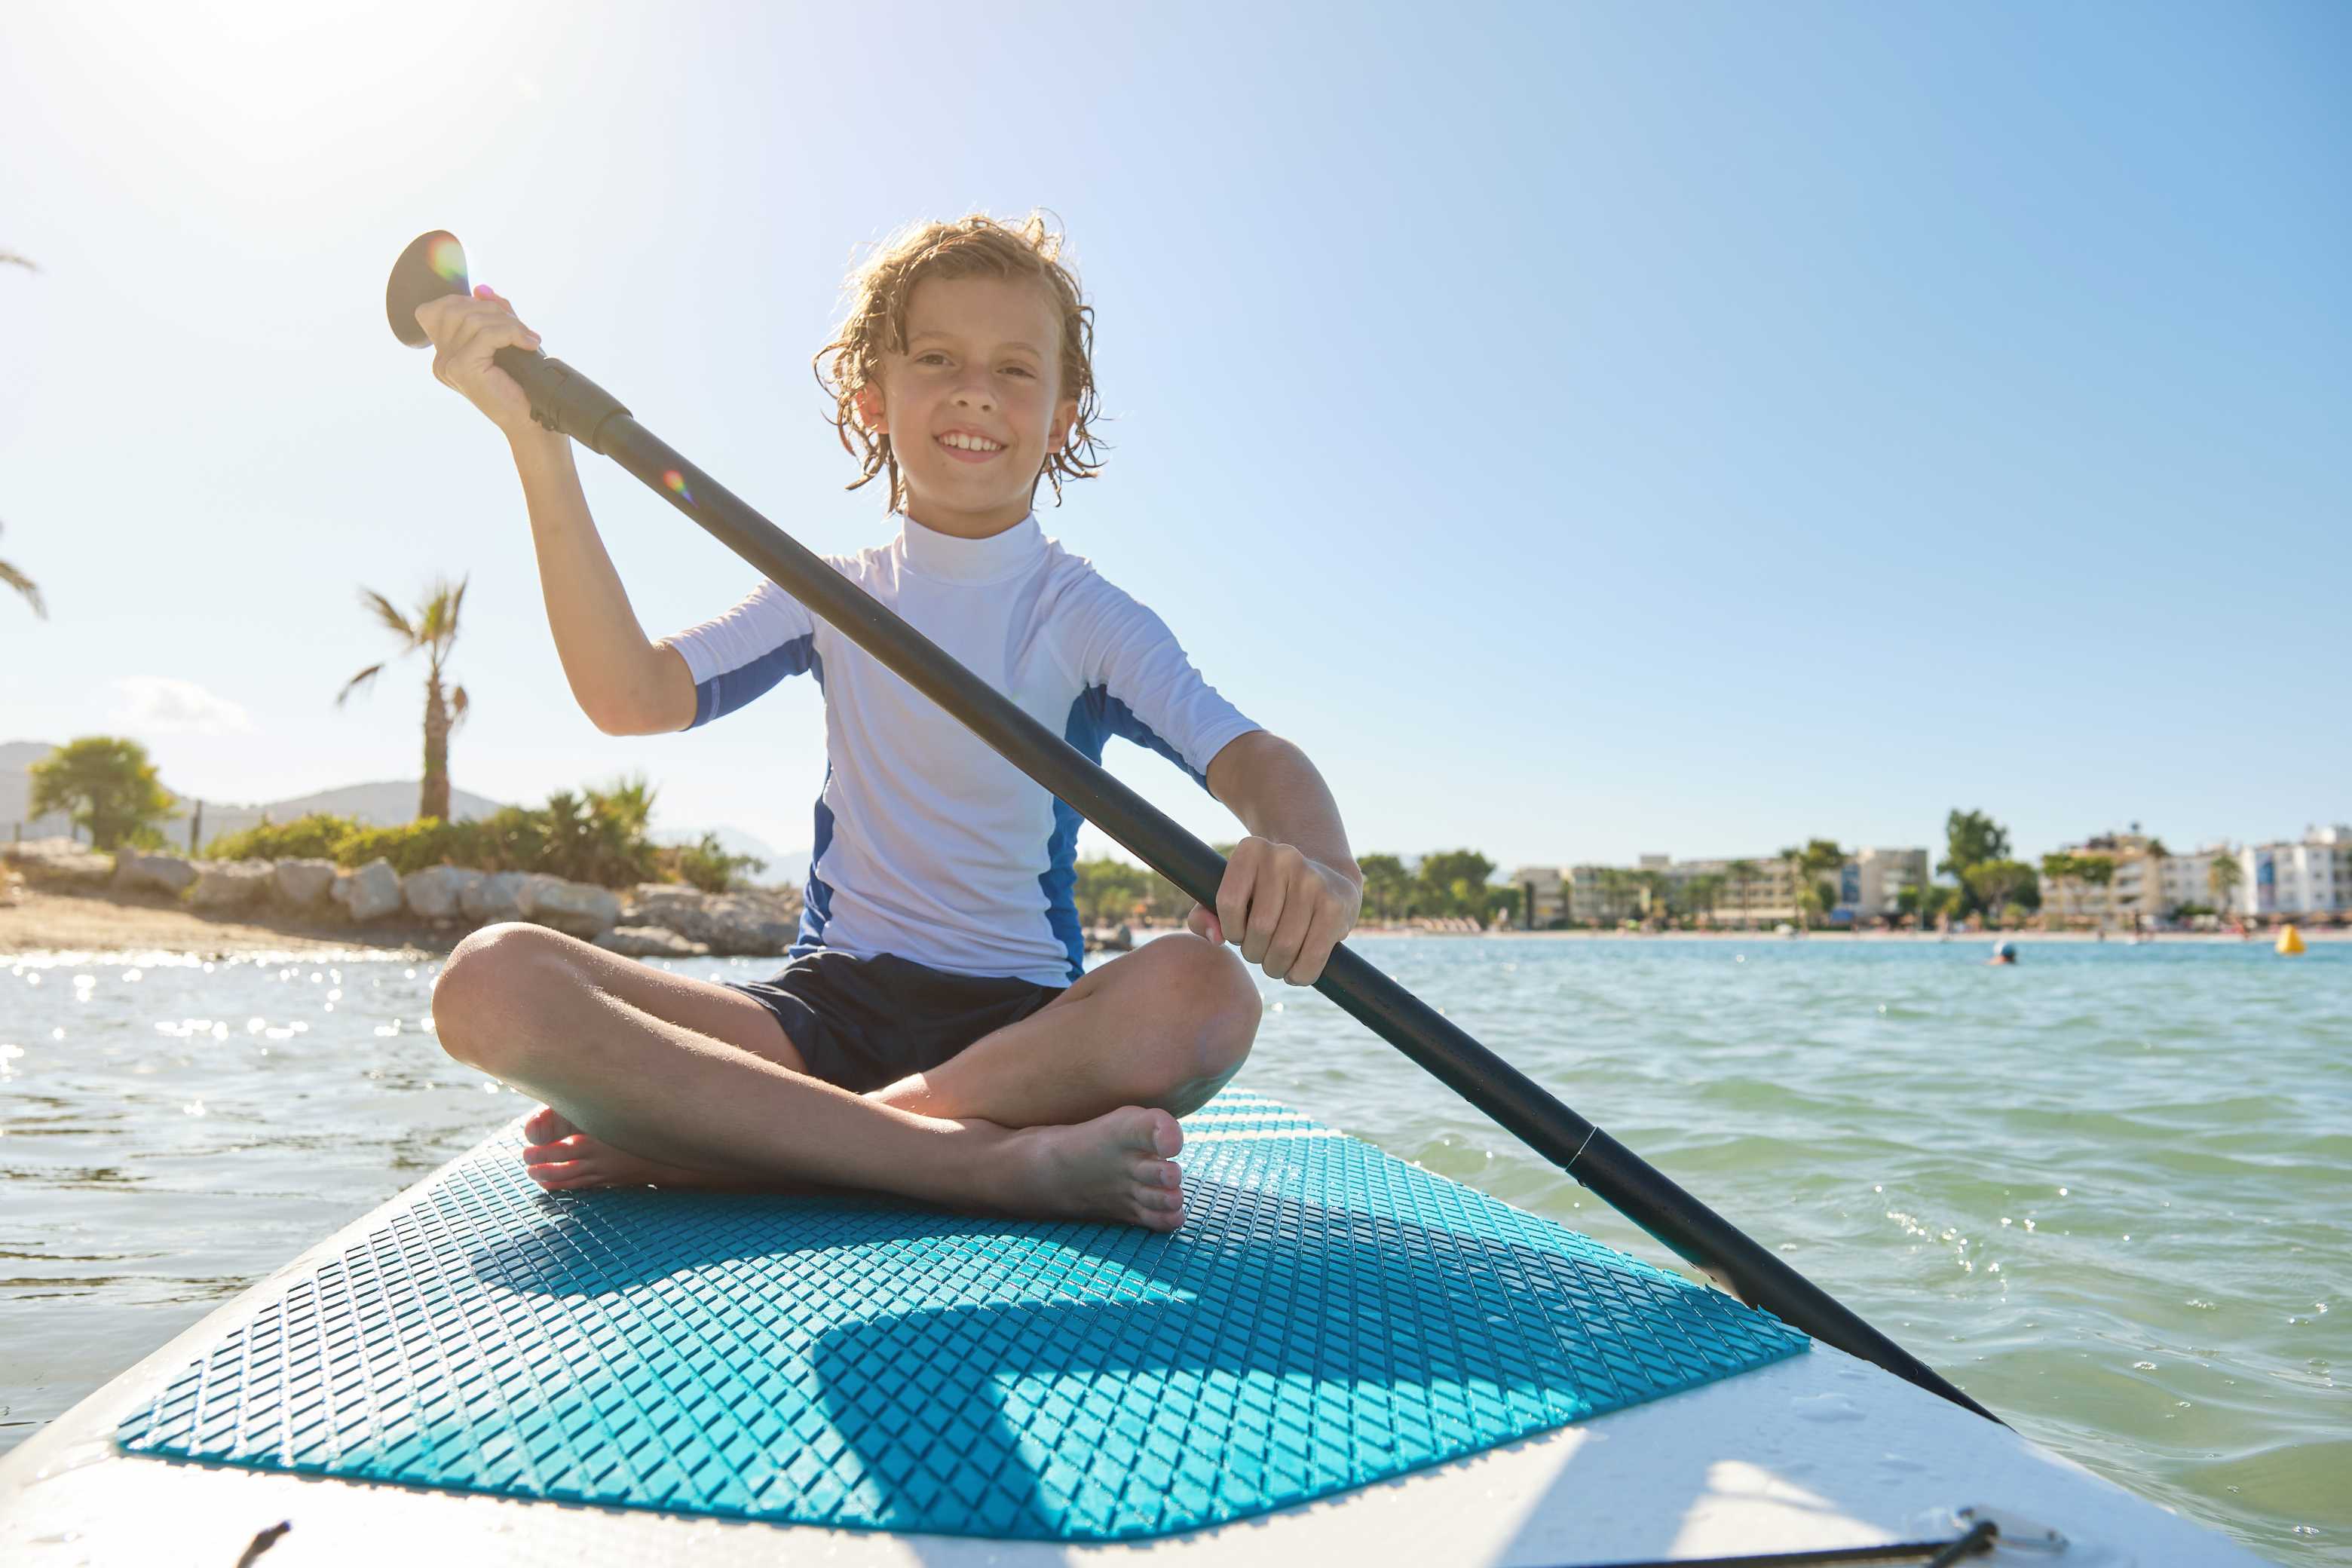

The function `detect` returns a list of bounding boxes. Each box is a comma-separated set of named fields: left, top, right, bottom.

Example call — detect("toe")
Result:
left=1116, top=1106, right=1181, bottom=1159
left=522, top=1105, right=574, bottom=1144
left=522, top=1134, right=586, bottom=1166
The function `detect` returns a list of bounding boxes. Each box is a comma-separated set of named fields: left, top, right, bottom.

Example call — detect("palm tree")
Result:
left=2078, top=856, right=2115, bottom=929
left=1, top=521, right=41, bottom=618
left=339, top=577, right=470, bottom=822
left=1781, top=840, right=1845, bottom=929
left=1726, top=859, right=1757, bottom=928
left=1594, top=868, right=1634, bottom=925
left=1777, top=847, right=1806, bottom=926
left=2040, top=852, right=2080, bottom=929
left=2207, top=853, right=2243, bottom=918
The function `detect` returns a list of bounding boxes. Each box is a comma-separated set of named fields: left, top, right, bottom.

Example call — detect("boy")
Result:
left=415, top=215, right=1361, bottom=1231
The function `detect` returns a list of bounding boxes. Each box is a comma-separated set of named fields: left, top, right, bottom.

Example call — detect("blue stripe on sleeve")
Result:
left=1095, top=688, right=1208, bottom=787
left=790, top=764, right=838, bottom=960
left=691, top=634, right=820, bottom=727
left=1038, top=684, right=1211, bottom=983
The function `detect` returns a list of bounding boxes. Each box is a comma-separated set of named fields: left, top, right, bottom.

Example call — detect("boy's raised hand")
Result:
left=412, top=285, right=548, bottom=443
left=1188, top=836, right=1363, bottom=987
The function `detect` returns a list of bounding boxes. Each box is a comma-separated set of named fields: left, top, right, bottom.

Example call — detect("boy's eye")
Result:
left=1002, top=366, right=1034, bottom=378
left=916, top=353, right=949, bottom=366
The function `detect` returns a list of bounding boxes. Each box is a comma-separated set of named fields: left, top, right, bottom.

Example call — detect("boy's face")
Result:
left=856, top=274, right=1079, bottom=537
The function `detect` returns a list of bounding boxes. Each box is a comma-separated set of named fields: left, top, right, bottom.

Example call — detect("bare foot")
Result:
left=519, top=1104, right=734, bottom=1193
left=988, top=1105, right=1186, bottom=1232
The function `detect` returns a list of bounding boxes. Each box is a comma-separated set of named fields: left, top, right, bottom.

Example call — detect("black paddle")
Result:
left=386, top=230, right=2000, bottom=1426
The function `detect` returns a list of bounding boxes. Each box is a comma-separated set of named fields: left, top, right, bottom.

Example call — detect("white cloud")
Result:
left=109, top=676, right=256, bottom=737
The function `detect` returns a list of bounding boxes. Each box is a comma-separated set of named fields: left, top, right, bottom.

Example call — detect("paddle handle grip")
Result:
left=494, top=347, right=632, bottom=455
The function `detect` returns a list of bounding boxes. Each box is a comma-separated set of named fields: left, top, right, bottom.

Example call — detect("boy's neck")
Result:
left=901, top=495, right=1035, bottom=541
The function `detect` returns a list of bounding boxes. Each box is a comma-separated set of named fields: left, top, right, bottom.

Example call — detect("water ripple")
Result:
left=2, top=939, right=2344, bottom=1563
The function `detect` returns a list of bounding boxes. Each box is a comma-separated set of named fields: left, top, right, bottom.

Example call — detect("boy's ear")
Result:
left=1049, top=394, right=1079, bottom=453
left=853, top=384, right=887, bottom=436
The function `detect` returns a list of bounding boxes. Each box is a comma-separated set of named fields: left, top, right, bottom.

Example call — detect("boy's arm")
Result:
left=412, top=286, right=693, bottom=736
left=1196, top=730, right=1364, bottom=986
left=511, top=434, right=697, bottom=736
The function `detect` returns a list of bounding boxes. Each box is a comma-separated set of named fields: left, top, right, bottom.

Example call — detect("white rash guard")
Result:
left=663, top=513, right=1260, bottom=986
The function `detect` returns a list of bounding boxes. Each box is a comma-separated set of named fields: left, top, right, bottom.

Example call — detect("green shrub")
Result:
left=660, top=832, right=766, bottom=894
left=195, top=776, right=749, bottom=890
left=207, top=812, right=357, bottom=863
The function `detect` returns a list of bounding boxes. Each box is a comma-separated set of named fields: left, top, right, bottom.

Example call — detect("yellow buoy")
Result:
left=2277, top=924, right=2306, bottom=955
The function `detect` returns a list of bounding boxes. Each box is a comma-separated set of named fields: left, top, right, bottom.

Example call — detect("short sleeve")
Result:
left=1069, top=575, right=1260, bottom=787
left=661, top=580, right=821, bottom=727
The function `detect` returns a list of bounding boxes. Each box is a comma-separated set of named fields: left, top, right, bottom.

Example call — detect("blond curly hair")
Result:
left=814, top=213, right=1105, bottom=515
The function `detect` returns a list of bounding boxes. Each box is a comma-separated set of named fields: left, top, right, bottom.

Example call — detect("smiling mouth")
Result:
left=935, top=433, right=1006, bottom=464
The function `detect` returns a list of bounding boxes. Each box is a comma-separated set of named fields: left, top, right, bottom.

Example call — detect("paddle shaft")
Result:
left=489, top=346, right=2001, bottom=1426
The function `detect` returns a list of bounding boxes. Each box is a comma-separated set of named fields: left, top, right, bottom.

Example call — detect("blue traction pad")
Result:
left=118, top=1089, right=1808, bottom=1540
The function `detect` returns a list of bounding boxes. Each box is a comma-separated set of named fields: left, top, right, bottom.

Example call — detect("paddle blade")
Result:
left=386, top=230, right=470, bottom=347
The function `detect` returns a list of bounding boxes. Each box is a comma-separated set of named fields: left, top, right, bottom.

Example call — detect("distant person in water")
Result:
left=1988, top=940, right=2018, bottom=966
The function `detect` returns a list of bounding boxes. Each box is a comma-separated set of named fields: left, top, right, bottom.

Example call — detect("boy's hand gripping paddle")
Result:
left=387, top=230, right=632, bottom=451
left=385, top=231, right=2001, bottom=1427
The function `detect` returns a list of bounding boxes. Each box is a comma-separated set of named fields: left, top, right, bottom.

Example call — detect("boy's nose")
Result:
left=952, top=382, right=994, bottom=411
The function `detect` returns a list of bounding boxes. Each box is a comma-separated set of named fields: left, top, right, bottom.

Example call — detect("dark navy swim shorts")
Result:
left=724, top=949, right=1066, bottom=1093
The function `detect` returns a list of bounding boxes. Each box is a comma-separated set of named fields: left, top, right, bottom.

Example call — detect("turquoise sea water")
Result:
left=3, top=935, right=2344, bottom=1562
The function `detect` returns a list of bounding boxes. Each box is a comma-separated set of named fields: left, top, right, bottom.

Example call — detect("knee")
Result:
left=431, top=921, right=566, bottom=1073
left=1141, top=933, right=1261, bottom=1086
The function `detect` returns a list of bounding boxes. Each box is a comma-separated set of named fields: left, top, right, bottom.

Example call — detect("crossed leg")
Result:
left=429, top=924, right=1261, bottom=1230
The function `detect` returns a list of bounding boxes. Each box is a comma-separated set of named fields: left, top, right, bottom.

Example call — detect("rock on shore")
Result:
left=115, top=850, right=199, bottom=896
left=188, top=859, right=273, bottom=910
left=519, top=876, right=623, bottom=937
left=596, top=925, right=712, bottom=958
left=2, top=839, right=114, bottom=890
left=624, top=884, right=798, bottom=956
left=331, top=859, right=403, bottom=923
left=460, top=871, right=528, bottom=923
left=272, top=859, right=337, bottom=907
left=402, top=865, right=482, bottom=923
left=10, top=843, right=799, bottom=955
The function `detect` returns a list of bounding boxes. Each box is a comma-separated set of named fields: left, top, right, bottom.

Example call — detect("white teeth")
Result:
left=940, top=433, right=1001, bottom=452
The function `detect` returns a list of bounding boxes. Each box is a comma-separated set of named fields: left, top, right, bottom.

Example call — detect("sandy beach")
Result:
left=0, top=885, right=443, bottom=959
left=9, top=886, right=2333, bottom=962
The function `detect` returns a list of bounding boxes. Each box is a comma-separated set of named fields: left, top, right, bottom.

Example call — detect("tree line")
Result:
left=26, top=740, right=761, bottom=893
left=1072, top=848, right=1513, bottom=927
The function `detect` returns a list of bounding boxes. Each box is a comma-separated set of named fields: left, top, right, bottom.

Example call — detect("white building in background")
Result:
left=1509, top=849, right=1928, bottom=926
left=1845, top=847, right=1930, bottom=921
left=2158, top=843, right=2232, bottom=915
left=1565, top=864, right=1647, bottom=923
left=2039, top=830, right=2175, bottom=927
left=1517, top=825, right=2349, bottom=929
left=2240, top=825, right=2352, bottom=918
left=1509, top=865, right=1565, bottom=926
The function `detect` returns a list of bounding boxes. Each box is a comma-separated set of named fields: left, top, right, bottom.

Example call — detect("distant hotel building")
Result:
left=1514, top=824, right=2349, bottom=931
left=1510, top=848, right=1929, bottom=926
left=2040, top=830, right=2167, bottom=927
left=2241, top=825, right=2352, bottom=917
left=2039, top=825, right=2352, bottom=923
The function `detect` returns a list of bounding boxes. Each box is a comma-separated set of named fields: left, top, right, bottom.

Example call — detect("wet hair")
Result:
left=813, top=212, right=1105, bottom=514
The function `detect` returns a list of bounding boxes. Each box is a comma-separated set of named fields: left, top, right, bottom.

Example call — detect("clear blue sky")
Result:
left=4, top=0, right=2344, bottom=871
